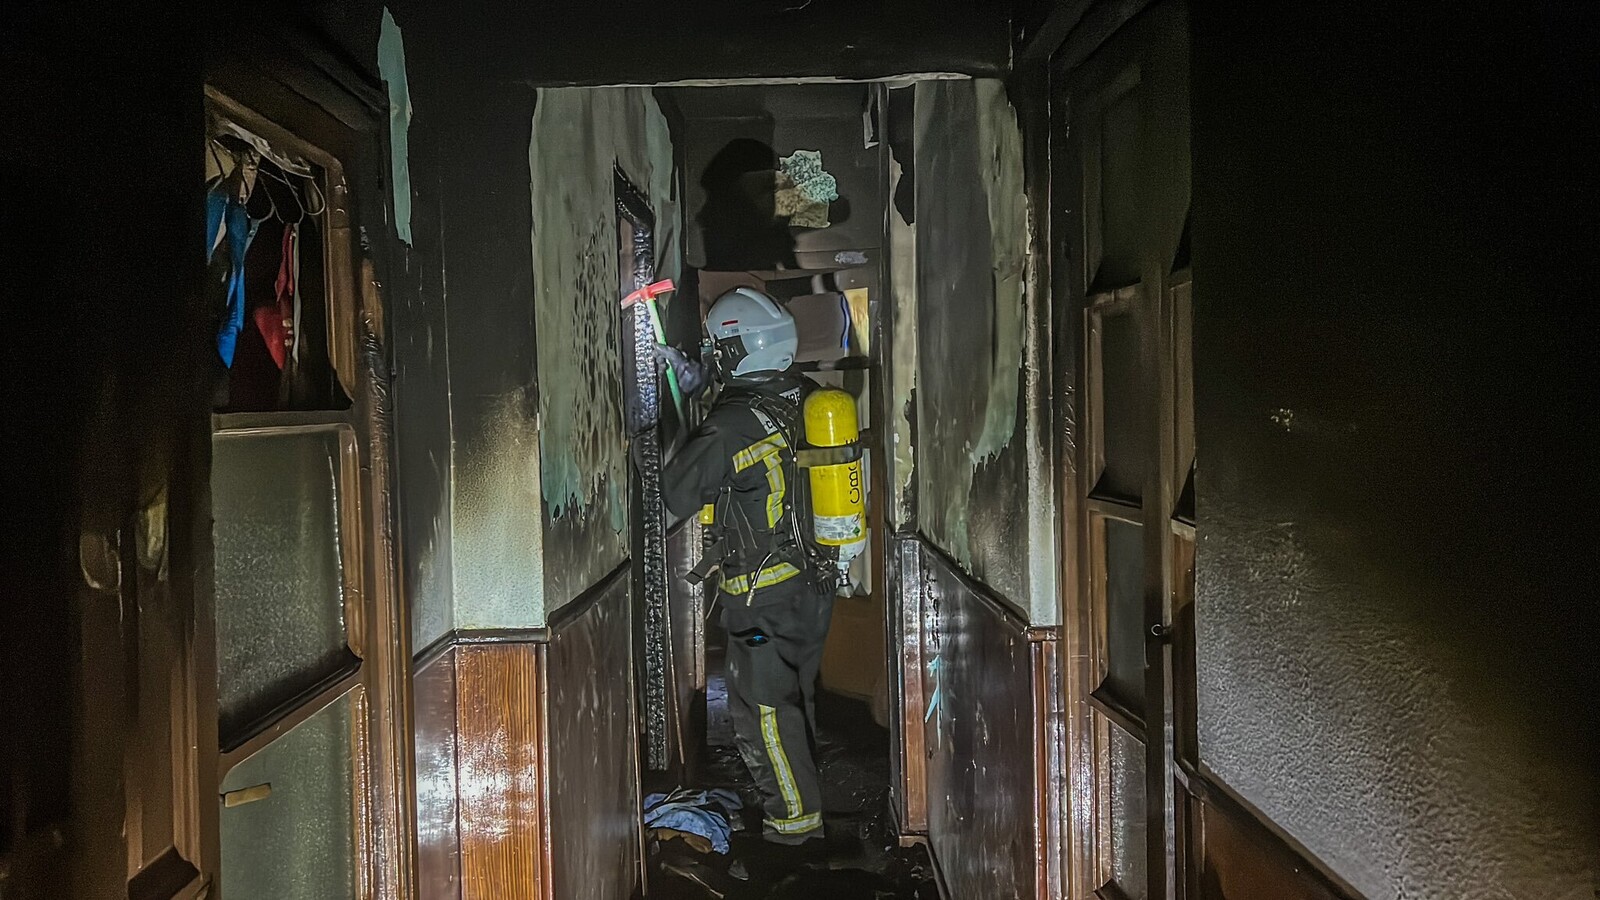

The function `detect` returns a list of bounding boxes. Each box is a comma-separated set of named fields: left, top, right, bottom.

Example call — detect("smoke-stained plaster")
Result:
left=378, top=9, right=413, bottom=245
left=530, top=87, right=678, bottom=614
left=968, top=79, right=1026, bottom=467
left=379, top=5, right=455, bottom=650
left=913, top=79, right=1053, bottom=622
left=451, top=389, right=545, bottom=630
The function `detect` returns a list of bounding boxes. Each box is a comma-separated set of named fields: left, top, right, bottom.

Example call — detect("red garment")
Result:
left=252, top=224, right=297, bottom=370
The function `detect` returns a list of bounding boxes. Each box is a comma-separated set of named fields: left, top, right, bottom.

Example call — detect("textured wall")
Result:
left=1191, top=3, right=1597, bottom=897
left=912, top=79, right=1056, bottom=623
left=530, top=86, right=678, bottom=615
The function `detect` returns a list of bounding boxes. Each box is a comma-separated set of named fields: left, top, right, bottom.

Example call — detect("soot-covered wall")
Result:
left=673, top=84, right=883, bottom=273
left=386, top=9, right=682, bottom=636
left=321, top=1, right=1009, bottom=644
left=531, top=87, right=679, bottom=614
left=912, top=79, right=1056, bottom=623
left=382, top=8, right=456, bottom=650
left=1190, top=4, right=1597, bottom=896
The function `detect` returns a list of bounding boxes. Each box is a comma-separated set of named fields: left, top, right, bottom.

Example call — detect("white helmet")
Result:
left=707, top=288, right=798, bottom=377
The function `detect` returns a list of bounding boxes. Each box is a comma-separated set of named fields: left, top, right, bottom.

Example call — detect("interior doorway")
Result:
left=631, top=81, right=932, bottom=898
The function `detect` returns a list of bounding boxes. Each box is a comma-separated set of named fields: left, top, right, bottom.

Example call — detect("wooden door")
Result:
left=1054, top=4, right=1363, bottom=898
left=1055, top=2, right=1192, bottom=897
left=201, top=86, right=409, bottom=900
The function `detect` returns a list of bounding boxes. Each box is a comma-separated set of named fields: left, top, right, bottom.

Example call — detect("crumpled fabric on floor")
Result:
left=645, top=788, right=745, bottom=855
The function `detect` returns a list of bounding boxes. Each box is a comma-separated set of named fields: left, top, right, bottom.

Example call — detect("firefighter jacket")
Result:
left=663, top=372, right=821, bottom=604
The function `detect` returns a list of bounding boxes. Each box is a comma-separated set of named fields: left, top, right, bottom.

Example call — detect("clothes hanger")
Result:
left=259, top=167, right=306, bottom=225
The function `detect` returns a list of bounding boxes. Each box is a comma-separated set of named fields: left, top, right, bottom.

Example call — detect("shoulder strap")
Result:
left=720, top=385, right=801, bottom=445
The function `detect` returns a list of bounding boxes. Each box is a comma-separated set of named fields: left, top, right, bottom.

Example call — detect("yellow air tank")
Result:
left=803, top=388, right=867, bottom=577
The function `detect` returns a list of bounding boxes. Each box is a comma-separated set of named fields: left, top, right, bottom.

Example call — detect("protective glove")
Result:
left=654, top=343, right=712, bottom=399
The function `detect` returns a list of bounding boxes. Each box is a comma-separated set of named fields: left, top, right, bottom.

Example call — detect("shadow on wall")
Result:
left=697, top=138, right=796, bottom=272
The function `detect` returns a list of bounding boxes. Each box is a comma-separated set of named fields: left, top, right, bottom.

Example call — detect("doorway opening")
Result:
left=629, top=82, right=932, bottom=898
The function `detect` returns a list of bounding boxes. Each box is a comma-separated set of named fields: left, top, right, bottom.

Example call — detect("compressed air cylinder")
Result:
left=803, top=388, right=868, bottom=575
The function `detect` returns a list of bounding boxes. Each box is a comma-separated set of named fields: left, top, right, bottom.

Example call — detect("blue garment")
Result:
left=206, top=180, right=260, bottom=367
left=644, top=788, right=743, bottom=854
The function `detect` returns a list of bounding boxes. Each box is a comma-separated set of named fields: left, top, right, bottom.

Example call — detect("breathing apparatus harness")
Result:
left=688, top=381, right=839, bottom=607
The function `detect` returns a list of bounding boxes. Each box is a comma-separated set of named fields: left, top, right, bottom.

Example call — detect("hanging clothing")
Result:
left=205, top=178, right=260, bottom=368
left=253, top=223, right=299, bottom=370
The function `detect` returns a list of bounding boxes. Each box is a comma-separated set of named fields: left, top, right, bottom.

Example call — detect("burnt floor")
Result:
left=645, top=638, right=938, bottom=899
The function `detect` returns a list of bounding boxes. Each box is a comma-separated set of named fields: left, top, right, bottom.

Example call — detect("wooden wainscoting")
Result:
left=412, top=563, right=641, bottom=900
left=455, top=642, right=545, bottom=900
left=916, top=539, right=1065, bottom=899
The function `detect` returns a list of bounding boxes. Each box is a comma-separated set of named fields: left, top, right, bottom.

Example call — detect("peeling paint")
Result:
left=968, top=79, right=1027, bottom=467
left=378, top=8, right=413, bottom=245
left=887, top=154, right=918, bottom=529
left=606, top=478, right=627, bottom=535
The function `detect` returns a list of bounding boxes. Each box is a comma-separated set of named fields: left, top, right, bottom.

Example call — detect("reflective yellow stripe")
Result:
left=763, top=455, right=786, bottom=528
left=719, top=562, right=800, bottom=596
left=765, top=811, right=823, bottom=835
left=734, top=433, right=789, bottom=528
left=733, top=433, right=788, bottom=472
left=759, top=704, right=803, bottom=819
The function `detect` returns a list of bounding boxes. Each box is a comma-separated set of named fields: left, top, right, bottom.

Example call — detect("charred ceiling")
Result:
left=318, top=0, right=1012, bottom=87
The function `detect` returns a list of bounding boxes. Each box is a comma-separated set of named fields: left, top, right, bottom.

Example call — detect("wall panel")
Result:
left=917, top=539, right=1063, bottom=898
left=545, top=568, right=641, bottom=900
left=455, top=643, right=544, bottom=900
left=413, top=648, right=461, bottom=900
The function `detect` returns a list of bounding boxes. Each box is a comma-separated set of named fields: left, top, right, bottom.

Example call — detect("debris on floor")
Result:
left=646, top=788, right=744, bottom=855
left=647, top=642, right=939, bottom=899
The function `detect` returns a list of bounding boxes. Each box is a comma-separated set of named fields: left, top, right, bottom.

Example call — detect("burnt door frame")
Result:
left=1048, top=3, right=1188, bottom=897
left=616, top=167, right=680, bottom=774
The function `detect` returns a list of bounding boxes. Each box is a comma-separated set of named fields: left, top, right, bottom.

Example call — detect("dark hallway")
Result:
left=2, top=2, right=1596, bottom=900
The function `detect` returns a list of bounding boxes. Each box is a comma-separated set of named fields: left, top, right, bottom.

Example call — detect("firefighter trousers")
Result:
left=722, top=583, right=835, bottom=843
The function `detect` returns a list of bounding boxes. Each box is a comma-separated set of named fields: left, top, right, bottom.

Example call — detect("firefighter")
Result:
left=660, top=287, right=833, bottom=846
